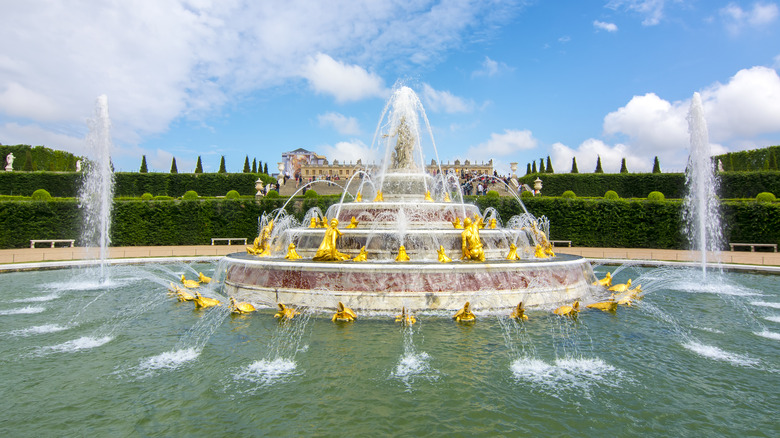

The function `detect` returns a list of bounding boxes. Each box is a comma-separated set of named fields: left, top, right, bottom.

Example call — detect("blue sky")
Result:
left=1, top=0, right=779, bottom=175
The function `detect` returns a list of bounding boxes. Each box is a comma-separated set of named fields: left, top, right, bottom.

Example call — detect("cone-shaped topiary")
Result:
left=195, top=156, right=203, bottom=173
left=140, top=155, right=148, bottom=173
left=243, top=156, right=251, bottom=173
left=571, top=157, right=578, bottom=174
left=252, top=158, right=257, bottom=173
left=652, top=156, right=661, bottom=173
left=595, top=155, right=604, bottom=173
left=526, top=163, right=532, bottom=175
left=539, top=158, right=545, bottom=173
left=546, top=156, right=554, bottom=173
left=170, top=157, right=178, bottom=174
left=531, top=161, right=537, bottom=173
left=620, top=158, right=628, bottom=174
left=218, top=156, right=227, bottom=173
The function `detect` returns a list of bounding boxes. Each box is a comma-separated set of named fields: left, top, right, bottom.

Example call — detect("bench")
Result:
left=550, top=240, right=572, bottom=247
left=30, top=239, right=75, bottom=248
left=211, top=238, right=247, bottom=246
left=729, top=243, right=777, bottom=252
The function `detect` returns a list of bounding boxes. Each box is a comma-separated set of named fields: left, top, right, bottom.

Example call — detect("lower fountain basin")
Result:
left=223, top=252, right=596, bottom=312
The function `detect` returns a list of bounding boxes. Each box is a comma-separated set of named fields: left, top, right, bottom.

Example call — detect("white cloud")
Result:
left=303, top=53, right=387, bottom=103
left=593, top=20, right=618, bottom=32
left=607, top=0, right=666, bottom=26
left=720, top=2, right=779, bottom=34
left=317, top=112, right=361, bottom=135
left=421, top=83, right=474, bottom=113
left=558, top=35, right=571, bottom=43
left=318, top=140, right=380, bottom=165
left=471, top=56, right=513, bottom=77
left=466, top=129, right=538, bottom=159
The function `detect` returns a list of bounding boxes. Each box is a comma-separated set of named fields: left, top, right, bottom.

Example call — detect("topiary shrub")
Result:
left=31, top=189, right=52, bottom=201
left=756, top=192, right=776, bottom=203
left=647, top=191, right=665, bottom=202
left=520, top=190, right=534, bottom=198
left=561, top=190, right=576, bottom=199
left=604, top=190, right=619, bottom=200
left=265, top=190, right=279, bottom=198
left=304, top=189, right=319, bottom=198
left=485, top=190, right=500, bottom=198
left=141, top=193, right=153, bottom=200
left=153, top=195, right=173, bottom=200
left=182, top=190, right=199, bottom=200
left=225, top=190, right=240, bottom=199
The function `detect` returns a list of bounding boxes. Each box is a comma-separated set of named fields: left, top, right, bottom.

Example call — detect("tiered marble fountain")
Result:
left=223, top=87, right=596, bottom=313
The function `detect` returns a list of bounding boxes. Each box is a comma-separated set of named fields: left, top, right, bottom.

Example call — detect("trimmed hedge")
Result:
left=0, top=145, right=80, bottom=172
left=715, top=145, right=780, bottom=171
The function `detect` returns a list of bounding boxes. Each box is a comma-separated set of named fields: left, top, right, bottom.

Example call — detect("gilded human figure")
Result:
left=313, top=218, right=350, bottom=261
left=460, top=217, right=485, bottom=261
left=247, top=220, right=274, bottom=256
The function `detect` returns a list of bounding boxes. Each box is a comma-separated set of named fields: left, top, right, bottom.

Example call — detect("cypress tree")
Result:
left=539, top=158, right=545, bottom=173
left=23, top=150, right=33, bottom=171
left=258, top=160, right=264, bottom=174
left=594, top=155, right=604, bottom=173
left=218, top=156, right=227, bottom=173
left=243, top=156, right=251, bottom=173
left=263, top=163, right=268, bottom=174
left=531, top=161, right=537, bottom=173
left=770, top=151, right=779, bottom=170
left=195, top=156, right=203, bottom=173
left=170, top=157, right=178, bottom=174
left=252, top=158, right=257, bottom=173
left=620, top=158, right=628, bottom=173
left=526, top=163, right=532, bottom=175
left=652, top=156, right=661, bottom=173
left=546, top=156, right=554, bottom=173
left=571, top=157, right=579, bottom=174
left=140, top=155, right=148, bottom=173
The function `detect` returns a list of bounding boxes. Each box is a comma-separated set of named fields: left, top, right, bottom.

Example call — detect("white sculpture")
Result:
left=76, top=160, right=82, bottom=172
left=5, top=153, right=14, bottom=171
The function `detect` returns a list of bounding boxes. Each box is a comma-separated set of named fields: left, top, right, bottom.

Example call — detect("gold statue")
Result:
left=510, top=302, right=529, bottom=321
left=374, top=191, right=384, bottom=202
left=553, top=301, right=580, bottom=317
left=285, top=243, right=302, bottom=260
left=460, top=218, right=485, bottom=262
left=193, top=292, right=221, bottom=309
left=395, top=245, right=411, bottom=261
left=437, top=245, right=452, bottom=263
left=198, top=272, right=211, bottom=284
left=229, top=297, right=256, bottom=314
left=452, top=217, right=463, bottom=229
left=489, top=218, right=497, bottom=229
left=395, top=307, right=416, bottom=326
left=534, top=244, right=549, bottom=259
left=593, top=272, right=612, bottom=287
left=274, top=303, right=300, bottom=320
left=474, top=214, right=485, bottom=229
left=312, top=218, right=351, bottom=261
left=355, top=191, right=362, bottom=202
left=586, top=299, right=617, bottom=312
left=506, top=243, right=519, bottom=261
left=309, top=217, right=317, bottom=228
left=180, top=274, right=201, bottom=289
left=317, top=217, right=327, bottom=228
left=444, top=192, right=451, bottom=202
left=169, top=283, right=194, bottom=301
left=424, top=191, right=434, bottom=202
left=247, top=220, right=274, bottom=256
left=352, top=246, right=368, bottom=262
left=544, top=245, right=555, bottom=258
left=609, top=279, right=632, bottom=293
left=346, top=217, right=359, bottom=228
left=453, top=301, right=476, bottom=322
left=332, top=302, right=357, bottom=322
left=612, top=293, right=633, bottom=306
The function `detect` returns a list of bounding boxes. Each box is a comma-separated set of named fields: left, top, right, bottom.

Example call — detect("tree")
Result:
left=539, top=158, right=545, bottom=173
left=546, top=156, right=554, bottom=173
left=571, top=157, right=579, bottom=174
left=243, top=156, right=251, bottom=173
left=526, top=163, right=532, bottom=175
left=594, top=155, right=604, bottom=173
left=652, top=156, right=661, bottom=173
left=770, top=151, right=779, bottom=170
left=140, top=155, right=148, bottom=173
left=531, top=161, right=537, bottom=173
left=263, top=163, right=268, bottom=174
left=194, top=156, right=203, bottom=173
left=170, top=157, right=178, bottom=174
left=620, top=158, right=628, bottom=173
left=218, top=156, right=227, bottom=173
left=23, top=150, right=34, bottom=171
left=252, top=158, right=257, bottom=173
left=258, top=160, right=264, bottom=174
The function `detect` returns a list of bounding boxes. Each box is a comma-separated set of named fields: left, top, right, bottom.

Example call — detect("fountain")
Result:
left=682, top=92, right=723, bottom=275
left=78, top=95, right=115, bottom=281
left=223, top=86, right=596, bottom=312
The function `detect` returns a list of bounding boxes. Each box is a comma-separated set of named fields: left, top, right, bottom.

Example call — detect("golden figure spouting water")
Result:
left=285, top=243, right=302, bottom=260
left=180, top=274, right=201, bottom=289
left=586, top=299, right=617, bottom=312
left=346, top=217, right=359, bottom=228
left=274, top=303, right=300, bottom=320
left=309, top=217, right=317, bottom=228
left=489, top=218, right=497, bottom=229
left=198, top=272, right=211, bottom=284
left=193, top=292, right=221, bottom=309
left=461, top=218, right=485, bottom=262
left=437, top=245, right=452, bottom=263
left=444, top=192, right=451, bottom=202
left=374, top=191, right=384, bottom=202
left=312, top=218, right=350, bottom=261
left=355, top=191, right=362, bottom=202
left=593, top=272, right=612, bottom=287
left=474, top=214, right=485, bottom=229
left=424, top=191, right=433, bottom=202
left=534, top=244, right=548, bottom=259
left=510, top=302, right=528, bottom=320
left=395, top=307, right=416, bottom=326
left=229, top=297, right=256, bottom=314
left=332, top=302, right=357, bottom=322
left=169, top=282, right=194, bottom=301
left=453, top=302, right=476, bottom=322
left=608, top=279, right=632, bottom=292
left=395, top=245, right=411, bottom=261
left=452, top=217, right=463, bottom=229
left=352, top=246, right=368, bottom=262
left=553, top=301, right=579, bottom=317
left=247, top=220, right=274, bottom=256
left=506, top=243, right=519, bottom=261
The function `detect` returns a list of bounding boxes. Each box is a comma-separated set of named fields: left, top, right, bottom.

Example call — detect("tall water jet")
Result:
left=78, top=95, right=115, bottom=281
left=682, top=92, right=723, bottom=276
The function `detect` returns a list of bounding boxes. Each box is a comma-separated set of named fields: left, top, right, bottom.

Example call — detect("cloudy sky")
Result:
left=1, top=0, right=779, bottom=174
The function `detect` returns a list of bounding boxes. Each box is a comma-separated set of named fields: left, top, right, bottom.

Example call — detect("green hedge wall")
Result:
left=0, top=145, right=80, bottom=172
left=715, top=145, right=780, bottom=171
left=1, top=196, right=778, bottom=249
left=0, top=172, right=277, bottom=197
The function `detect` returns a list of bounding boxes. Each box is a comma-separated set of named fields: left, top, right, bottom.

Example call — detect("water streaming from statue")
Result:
left=682, top=92, right=723, bottom=277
